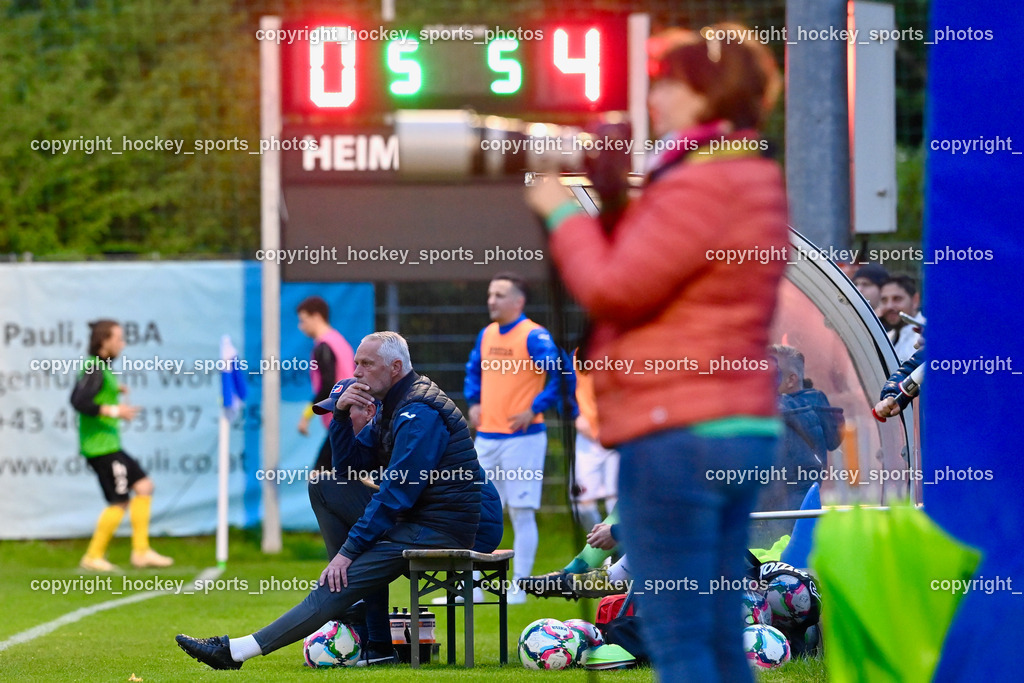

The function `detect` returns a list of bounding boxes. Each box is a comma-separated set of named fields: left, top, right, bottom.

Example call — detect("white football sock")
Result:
left=509, top=506, right=538, bottom=581
left=229, top=634, right=262, bottom=662
left=608, top=555, right=631, bottom=584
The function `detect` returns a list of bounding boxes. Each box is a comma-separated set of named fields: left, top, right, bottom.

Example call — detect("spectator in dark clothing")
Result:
left=753, top=345, right=844, bottom=547
left=771, top=344, right=844, bottom=506
left=176, top=332, right=497, bottom=670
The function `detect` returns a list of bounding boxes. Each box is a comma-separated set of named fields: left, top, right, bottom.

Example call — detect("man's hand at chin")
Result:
left=336, top=383, right=375, bottom=412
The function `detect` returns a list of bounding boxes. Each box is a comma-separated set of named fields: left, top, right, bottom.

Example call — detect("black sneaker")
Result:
left=355, top=643, right=400, bottom=666
left=517, top=571, right=576, bottom=599
left=175, top=634, right=243, bottom=670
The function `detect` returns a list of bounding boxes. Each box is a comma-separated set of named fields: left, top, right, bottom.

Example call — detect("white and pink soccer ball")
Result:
left=562, top=618, right=604, bottom=662
left=518, top=618, right=582, bottom=670
left=765, top=574, right=816, bottom=629
left=742, top=624, right=791, bottom=669
left=302, top=620, right=361, bottom=668
left=740, top=589, right=773, bottom=626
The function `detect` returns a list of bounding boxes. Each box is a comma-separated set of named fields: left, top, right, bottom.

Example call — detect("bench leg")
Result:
left=409, top=570, right=420, bottom=668
left=463, top=570, right=474, bottom=668
left=447, top=582, right=456, bottom=665
left=499, top=560, right=509, bottom=665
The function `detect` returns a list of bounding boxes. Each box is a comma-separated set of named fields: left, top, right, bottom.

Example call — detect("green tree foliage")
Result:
left=894, top=0, right=929, bottom=148
left=0, top=0, right=928, bottom=256
left=891, top=0, right=928, bottom=240
left=895, top=145, right=924, bottom=241
left=0, top=0, right=259, bottom=255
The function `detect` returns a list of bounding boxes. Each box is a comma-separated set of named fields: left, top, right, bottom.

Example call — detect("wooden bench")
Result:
left=402, top=548, right=515, bottom=668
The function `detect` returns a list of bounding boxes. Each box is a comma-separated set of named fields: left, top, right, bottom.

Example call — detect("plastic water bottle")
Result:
left=389, top=606, right=407, bottom=644
left=418, top=607, right=436, bottom=644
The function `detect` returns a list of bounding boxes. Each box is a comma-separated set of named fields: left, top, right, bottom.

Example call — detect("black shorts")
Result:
left=85, top=450, right=147, bottom=504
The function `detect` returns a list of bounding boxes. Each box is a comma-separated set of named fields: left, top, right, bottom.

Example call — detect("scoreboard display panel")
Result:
left=269, top=14, right=644, bottom=281
left=279, top=19, right=630, bottom=116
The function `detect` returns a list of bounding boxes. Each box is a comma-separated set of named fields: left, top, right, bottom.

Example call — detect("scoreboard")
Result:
left=278, top=19, right=630, bottom=117
left=263, top=14, right=647, bottom=281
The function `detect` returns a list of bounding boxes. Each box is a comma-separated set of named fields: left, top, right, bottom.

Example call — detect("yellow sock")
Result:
left=129, top=495, right=153, bottom=553
left=85, top=506, right=125, bottom=560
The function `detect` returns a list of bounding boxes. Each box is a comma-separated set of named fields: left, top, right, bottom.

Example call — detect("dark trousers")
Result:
left=308, top=477, right=390, bottom=645
left=618, top=429, right=777, bottom=683
left=252, top=478, right=461, bottom=654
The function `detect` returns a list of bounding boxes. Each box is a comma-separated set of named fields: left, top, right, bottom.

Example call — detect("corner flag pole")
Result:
left=218, top=335, right=246, bottom=568
left=216, top=411, right=230, bottom=568
left=259, top=14, right=283, bottom=554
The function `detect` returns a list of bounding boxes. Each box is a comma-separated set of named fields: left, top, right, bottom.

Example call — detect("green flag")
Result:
left=811, top=505, right=980, bottom=682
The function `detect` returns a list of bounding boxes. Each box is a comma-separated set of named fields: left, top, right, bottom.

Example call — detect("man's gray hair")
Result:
left=768, top=343, right=804, bottom=381
left=362, top=331, right=413, bottom=373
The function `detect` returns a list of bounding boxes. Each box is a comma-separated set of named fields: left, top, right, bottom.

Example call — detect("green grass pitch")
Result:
left=0, top=515, right=828, bottom=682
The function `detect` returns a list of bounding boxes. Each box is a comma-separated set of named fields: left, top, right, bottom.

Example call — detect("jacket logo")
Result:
left=400, top=411, right=416, bottom=419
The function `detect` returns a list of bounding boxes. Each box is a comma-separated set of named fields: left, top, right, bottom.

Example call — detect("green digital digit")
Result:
left=387, top=40, right=422, bottom=95
left=488, top=39, right=522, bottom=95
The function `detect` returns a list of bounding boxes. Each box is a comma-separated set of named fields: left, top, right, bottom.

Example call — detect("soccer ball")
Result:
left=765, top=574, right=816, bottom=629
left=740, top=589, right=772, bottom=626
left=518, top=618, right=580, bottom=670
left=303, top=620, right=362, bottom=668
left=742, top=624, right=791, bottom=669
left=562, top=619, right=604, bottom=661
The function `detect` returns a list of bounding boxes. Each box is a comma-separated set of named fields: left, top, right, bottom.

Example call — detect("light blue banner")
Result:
left=0, top=261, right=373, bottom=539
left=242, top=266, right=375, bottom=530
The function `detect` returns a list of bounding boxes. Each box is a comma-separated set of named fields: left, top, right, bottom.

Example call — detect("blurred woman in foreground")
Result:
left=526, top=24, right=788, bottom=682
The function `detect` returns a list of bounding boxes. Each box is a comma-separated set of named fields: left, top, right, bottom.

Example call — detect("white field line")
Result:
left=0, top=567, right=223, bottom=653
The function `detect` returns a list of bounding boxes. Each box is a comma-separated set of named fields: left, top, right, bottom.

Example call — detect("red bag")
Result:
left=595, top=593, right=634, bottom=624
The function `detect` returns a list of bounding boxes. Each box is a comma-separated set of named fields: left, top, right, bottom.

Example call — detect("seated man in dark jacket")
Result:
left=177, top=332, right=500, bottom=670
left=307, top=376, right=502, bottom=664
left=753, top=345, right=845, bottom=547
left=771, top=344, right=845, bottom=509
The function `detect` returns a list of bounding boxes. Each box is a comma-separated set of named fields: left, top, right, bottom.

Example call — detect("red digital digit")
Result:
left=552, top=27, right=602, bottom=102
left=280, top=18, right=629, bottom=116
left=309, top=26, right=357, bottom=108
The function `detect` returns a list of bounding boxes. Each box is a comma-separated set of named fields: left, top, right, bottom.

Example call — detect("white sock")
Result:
left=229, top=635, right=262, bottom=662
left=608, top=555, right=631, bottom=584
left=509, top=506, right=538, bottom=583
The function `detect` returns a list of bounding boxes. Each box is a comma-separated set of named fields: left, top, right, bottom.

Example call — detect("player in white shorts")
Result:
left=475, top=433, right=547, bottom=511
left=465, top=273, right=562, bottom=603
